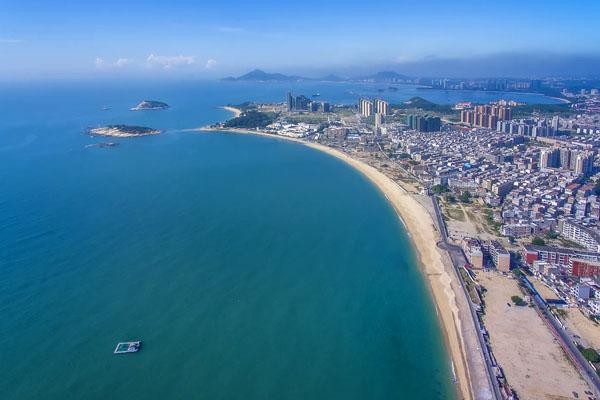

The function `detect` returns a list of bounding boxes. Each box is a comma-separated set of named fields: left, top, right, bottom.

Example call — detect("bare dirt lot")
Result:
left=479, top=271, right=591, bottom=400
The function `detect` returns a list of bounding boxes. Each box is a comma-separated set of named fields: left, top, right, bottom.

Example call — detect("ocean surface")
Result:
left=0, top=81, right=558, bottom=399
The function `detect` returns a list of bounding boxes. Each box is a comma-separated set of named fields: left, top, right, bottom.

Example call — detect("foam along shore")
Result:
left=195, top=126, right=478, bottom=400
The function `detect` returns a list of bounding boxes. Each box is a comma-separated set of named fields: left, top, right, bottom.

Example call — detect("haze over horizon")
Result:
left=1, top=0, right=600, bottom=80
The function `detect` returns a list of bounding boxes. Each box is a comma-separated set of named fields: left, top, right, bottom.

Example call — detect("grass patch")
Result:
left=558, top=238, right=586, bottom=250
left=446, top=207, right=466, bottom=221
left=554, top=308, right=568, bottom=318
left=511, top=295, right=527, bottom=306
left=577, top=345, right=600, bottom=363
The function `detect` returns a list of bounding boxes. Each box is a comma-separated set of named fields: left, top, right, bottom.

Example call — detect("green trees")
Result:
left=224, top=111, right=277, bottom=128
left=459, top=191, right=471, bottom=203
left=432, top=184, right=449, bottom=194
left=532, top=237, right=546, bottom=246
left=511, top=295, right=527, bottom=306
left=577, top=345, right=600, bottom=363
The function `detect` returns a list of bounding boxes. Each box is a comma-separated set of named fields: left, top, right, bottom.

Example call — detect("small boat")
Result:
left=312, top=93, right=320, bottom=97
left=100, top=106, right=112, bottom=111
left=114, top=341, right=141, bottom=354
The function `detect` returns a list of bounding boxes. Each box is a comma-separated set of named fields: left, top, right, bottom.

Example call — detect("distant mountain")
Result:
left=221, top=69, right=304, bottom=82
left=221, top=69, right=413, bottom=83
left=362, top=71, right=411, bottom=82
left=319, top=74, right=346, bottom=82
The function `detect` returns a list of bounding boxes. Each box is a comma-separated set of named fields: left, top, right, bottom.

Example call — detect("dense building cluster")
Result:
left=523, top=244, right=600, bottom=316
left=460, top=104, right=513, bottom=129
left=255, top=89, right=600, bottom=319
left=405, top=114, right=441, bottom=132
left=286, top=92, right=330, bottom=113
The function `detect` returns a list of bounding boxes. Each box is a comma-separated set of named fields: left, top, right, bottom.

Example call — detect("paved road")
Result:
left=431, top=196, right=502, bottom=400
left=432, top=194, right=600, bottom=398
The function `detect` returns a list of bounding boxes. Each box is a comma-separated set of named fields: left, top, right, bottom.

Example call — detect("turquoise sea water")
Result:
left=0, top=81, right=558, bottom=399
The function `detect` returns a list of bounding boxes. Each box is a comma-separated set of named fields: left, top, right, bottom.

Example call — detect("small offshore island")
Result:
left=130, top=100, right=170, bottom=111
left=87, top=125, right=161, bottom=138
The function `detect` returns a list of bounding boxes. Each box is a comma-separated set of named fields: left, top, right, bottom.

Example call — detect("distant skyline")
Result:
left=2, top=0, right=600, bottom=80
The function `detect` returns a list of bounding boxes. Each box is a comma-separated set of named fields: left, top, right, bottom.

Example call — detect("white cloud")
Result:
left=95, top=57, right=133, bottom=69
left=94, top=55, right=214, bottom=73
left=205, top=59, right=217, bottom=69
left=146, top=53, right=196, bottom=69
left=94, top=57, right=105, bottom=68
left=114, top=58, right=132, bottom=67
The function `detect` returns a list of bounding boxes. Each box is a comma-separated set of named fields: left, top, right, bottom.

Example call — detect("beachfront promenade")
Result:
left=432, top=196, right=501, bottom=400
left=379, top=138, right=499, bottom=399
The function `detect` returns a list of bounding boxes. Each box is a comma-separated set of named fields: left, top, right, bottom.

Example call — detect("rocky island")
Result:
left=87, top=125, right=161, bottom=138
left=130, top=100, right=170, bottom=111
left=85, top=142, right=119, bottom=149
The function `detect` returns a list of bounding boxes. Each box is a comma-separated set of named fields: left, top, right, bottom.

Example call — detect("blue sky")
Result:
left=1, top=0, right=600, bottom=79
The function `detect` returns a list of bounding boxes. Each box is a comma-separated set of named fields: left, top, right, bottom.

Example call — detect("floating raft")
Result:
left=114, top=341, right=141, bottom=354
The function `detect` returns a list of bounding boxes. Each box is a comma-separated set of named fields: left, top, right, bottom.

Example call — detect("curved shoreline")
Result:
left=195, top=124, right=483, bottom=400
left=417, top=86, right=570, bottom=104
left=222, top=106, right=242, bottom=117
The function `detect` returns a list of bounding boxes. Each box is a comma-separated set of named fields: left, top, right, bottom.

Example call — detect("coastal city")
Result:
left=5, top=2, right=600, bottom=400
left=208, top=80, right=600, bottom=400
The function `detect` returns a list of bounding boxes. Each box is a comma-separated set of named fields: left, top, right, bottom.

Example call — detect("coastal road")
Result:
left=434, top=193, right=600, bottom=399
left=373, top=142, right=499, bottom=399
left=520, top=276, right=600, bottom=397
left=431, top=196, right=502, bottom=400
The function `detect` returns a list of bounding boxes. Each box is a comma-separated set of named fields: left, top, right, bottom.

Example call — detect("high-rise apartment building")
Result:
left=575, top=151, right=595, bottom=177
left=375, top=112, right=384, bottom=128
left=460, top=104, right=512, bottom=128
left=540, top=148, right=560, bottom=169
left=358, top=98, right=373, bottom=117
left=374, top=99, right=390, bottom=115
left=407, top=114, right=441, bottom=132
left=286, top=92, right=295, bottom=111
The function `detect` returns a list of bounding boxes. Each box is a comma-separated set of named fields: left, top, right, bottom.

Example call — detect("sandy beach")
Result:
left=222, top=106, right=242, bottom=117
left=195, top=124, right=492, bottom=400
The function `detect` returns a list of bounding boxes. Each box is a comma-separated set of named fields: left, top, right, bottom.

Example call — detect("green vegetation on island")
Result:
left=222, top=69, right=303, bottom=82
left=87, top=125, right=160, bottom=137
left=223, top=110, right=278, bottom=128
left=393, top=97, right=456, bottom=114
left=228, top=101, right=258, bottom=112
left=131, top=100, right=170, bottom=111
